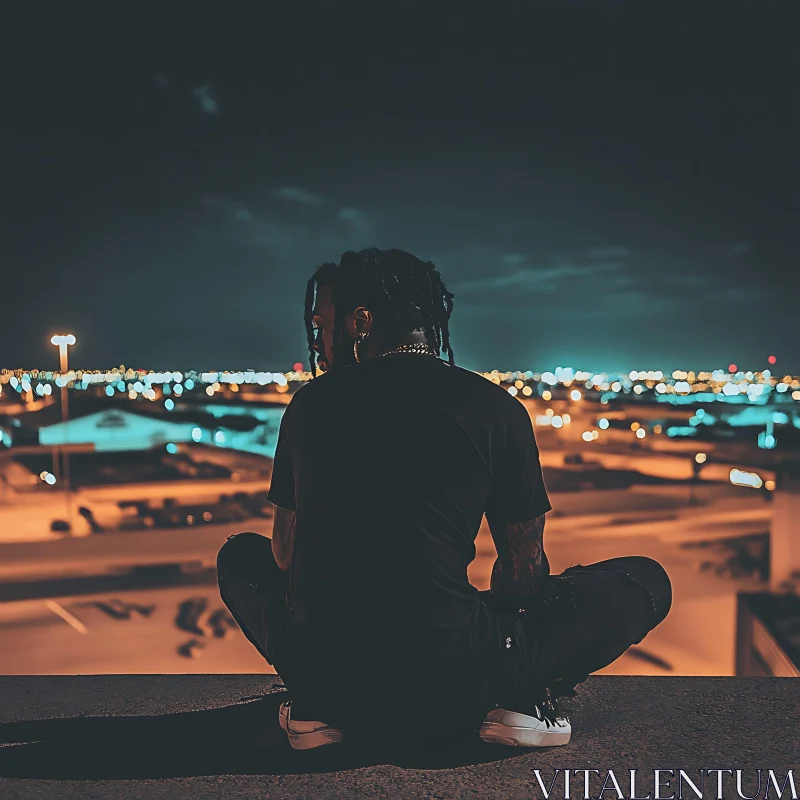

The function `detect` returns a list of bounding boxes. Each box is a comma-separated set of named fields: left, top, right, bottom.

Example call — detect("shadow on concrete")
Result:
left=0, top=690, right=522, bottom=780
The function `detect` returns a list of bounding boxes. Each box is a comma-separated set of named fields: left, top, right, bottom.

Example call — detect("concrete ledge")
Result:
left=0, top=675, right=798, bottom=799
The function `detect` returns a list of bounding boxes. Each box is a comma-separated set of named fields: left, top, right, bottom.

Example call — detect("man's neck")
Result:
left=362, top=329, right=432, bottom=361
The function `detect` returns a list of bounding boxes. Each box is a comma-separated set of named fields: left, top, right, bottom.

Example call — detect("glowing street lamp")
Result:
left=51, top=334, right=76, bottom=420
left=51, top=334, right=76, bottom=378
left=50, top=333, right=76, bottom=531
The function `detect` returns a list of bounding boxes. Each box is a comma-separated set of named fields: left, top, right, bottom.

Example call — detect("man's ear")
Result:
left=351, top=306, right=373, bottom=336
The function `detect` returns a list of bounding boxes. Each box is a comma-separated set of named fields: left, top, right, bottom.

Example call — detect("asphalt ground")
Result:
left=0, top=674, right=797, bottom=799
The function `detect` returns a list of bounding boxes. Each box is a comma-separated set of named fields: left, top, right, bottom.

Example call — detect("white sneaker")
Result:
left=479, top=706, right=571, bottom=747
left=278, top=700, right=344, bottom=750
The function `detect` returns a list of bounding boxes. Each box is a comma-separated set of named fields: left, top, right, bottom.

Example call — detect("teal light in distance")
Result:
left=185, top=379, right=195, bottom=390
left=667, top=426, right=697, bottom=437
left=105, top=385, right=114, bottom=396
left=598, top=418, right=610, bottom=430
left=166, top=443, right=178, bottom=454
left=165, top=399, right=175, bottom=411
left=758, top=432, right=776, bottom=450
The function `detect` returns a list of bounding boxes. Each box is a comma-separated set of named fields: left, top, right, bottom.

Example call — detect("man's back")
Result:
left=218, top=248, right=671, bottom=745
left=267, top=356, right=550, bottom=722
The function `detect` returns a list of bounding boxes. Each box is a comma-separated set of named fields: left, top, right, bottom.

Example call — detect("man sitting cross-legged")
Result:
left=217, top=248, right=672, bottom=749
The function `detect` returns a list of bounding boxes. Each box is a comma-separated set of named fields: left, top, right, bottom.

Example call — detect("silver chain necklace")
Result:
left=376, top=342, right=439, bottom=358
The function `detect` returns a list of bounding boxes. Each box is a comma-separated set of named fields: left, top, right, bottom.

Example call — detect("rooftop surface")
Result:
left=0, top=675, right=798, bottom=799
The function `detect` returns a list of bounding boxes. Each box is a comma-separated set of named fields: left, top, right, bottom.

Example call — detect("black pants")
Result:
left=478, top=556, right=672, bottom=712
left=217, top=532, right=671, bottom=720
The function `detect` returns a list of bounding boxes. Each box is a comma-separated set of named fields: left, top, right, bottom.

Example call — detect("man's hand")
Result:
left=487, top=513, right=548, bottom=602
left=271, top=505, right=296, bottom=572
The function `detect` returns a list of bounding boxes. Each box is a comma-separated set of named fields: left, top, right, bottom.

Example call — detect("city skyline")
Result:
left=4, top=2, right=799, bottom=371
left=1, top=356, right=795, bottom=379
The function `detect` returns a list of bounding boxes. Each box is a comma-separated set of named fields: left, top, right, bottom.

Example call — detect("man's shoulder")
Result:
left=284, top=369, right=349, bottom=411
left=445, top=366, right=528, bottom=411
left=285, top=374, right=328, bottom=406
left=288, top=363, right=525, bottom=415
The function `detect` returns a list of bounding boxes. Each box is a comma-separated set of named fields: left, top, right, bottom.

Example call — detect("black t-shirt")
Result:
left=267, top=355, right=551, bottom=721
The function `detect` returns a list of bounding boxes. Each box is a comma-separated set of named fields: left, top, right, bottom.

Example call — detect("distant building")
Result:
left=736, top=459, right=800, bottom=677
left=736, top=593, right=800, bottom=677
left=770, top=459, right=800, bottom=589
left=39, top=408, right=199, bottom=452
left=0, top=396, right=286, bottom=458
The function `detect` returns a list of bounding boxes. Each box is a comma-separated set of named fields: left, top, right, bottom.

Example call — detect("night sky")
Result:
left=4, top=1, right=799, bottom=373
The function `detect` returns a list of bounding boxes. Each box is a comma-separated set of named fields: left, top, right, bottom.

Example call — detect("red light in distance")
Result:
left=768, top=355, right=777, bottom=365
left=728, top=363, right=737, bottom=372
left=293, top=362, right=304, bottom=372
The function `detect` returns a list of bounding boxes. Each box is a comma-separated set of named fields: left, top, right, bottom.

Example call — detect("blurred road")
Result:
left=0, top=519, right=254, bottom=583
left=0, top=585, right=269, bottom=675
left=0, top=482, right=769, bottom=676
left=470, top=490, right=766, bottom=678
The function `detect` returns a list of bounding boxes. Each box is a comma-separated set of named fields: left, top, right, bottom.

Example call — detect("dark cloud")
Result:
left=273, top=187, right=326, bottom=206
left=585, top=246, right=632, bottom=260
left=191, top=84, right=218, bottom=115
left=335, top=208, right=379, bottom=244
left=452, top=260, right=621, bottom=293
left=2, top=2, right=798, bottom=372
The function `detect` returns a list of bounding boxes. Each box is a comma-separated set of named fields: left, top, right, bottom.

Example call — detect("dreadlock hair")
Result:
left=303, top=248, right=456, bottom=377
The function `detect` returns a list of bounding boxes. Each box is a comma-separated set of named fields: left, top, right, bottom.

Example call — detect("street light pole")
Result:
left=52, top=334, right=75, bottom=422
left=51, top=334, right=76, bottom=532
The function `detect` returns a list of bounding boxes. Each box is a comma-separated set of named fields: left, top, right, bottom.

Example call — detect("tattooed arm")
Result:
left=485, top=393, right=552, bottom=602
left=271, top=506, right=296, bottom=573
left=487, top=513, right=550, bottom=602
